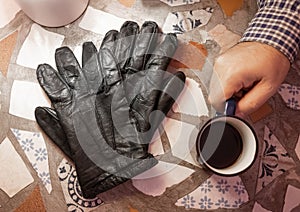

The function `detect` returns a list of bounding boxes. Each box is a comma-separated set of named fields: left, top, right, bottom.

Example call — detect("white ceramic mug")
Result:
left=196, top=99, right=258, bottom=176
left=14, top=0, right=89, bottom=27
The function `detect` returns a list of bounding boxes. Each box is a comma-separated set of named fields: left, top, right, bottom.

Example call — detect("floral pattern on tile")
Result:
left=256, top=126, right=296, bottom=193
left=132, top=161, right=194, bottom=196
left=12, top=128, right=52, bottom=194
left=278, top=83, right=300, bottom=110
left=162, top=8, right=214, bottom=34
left=160, top=0, right=200, bottom=7
left=283, top=185, right=300, bottom=212
left=79, top=6, right=126, bottom=35
left=9, top=80, right=50, bottom=121
left=16, top=23, right=64, bottom=69
left=0, top=137, right=34, bottom=198
left=57, top=158, right=103, bottom=211
left=176, top=175, right=249, bottom=210
left=163, top=117, right=198, bottom=166
left=172, top=77, right=209, bottom=117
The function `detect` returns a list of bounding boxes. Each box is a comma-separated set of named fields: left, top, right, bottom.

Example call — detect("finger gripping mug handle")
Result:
left=225, top=98, right=236, bottom=116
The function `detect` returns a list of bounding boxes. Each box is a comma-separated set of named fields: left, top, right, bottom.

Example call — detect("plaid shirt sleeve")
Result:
left=240, top=0, right=300, bottom=63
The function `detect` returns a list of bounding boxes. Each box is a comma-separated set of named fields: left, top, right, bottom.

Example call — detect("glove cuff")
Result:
left=81, top=155, right=158, bottom=198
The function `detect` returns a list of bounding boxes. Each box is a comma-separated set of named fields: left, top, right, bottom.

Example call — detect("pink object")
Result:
left=14, top=0, right=89, bottom=27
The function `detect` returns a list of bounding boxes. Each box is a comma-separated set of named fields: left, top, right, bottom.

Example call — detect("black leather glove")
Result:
left=35, top=21, right=185, bottom=198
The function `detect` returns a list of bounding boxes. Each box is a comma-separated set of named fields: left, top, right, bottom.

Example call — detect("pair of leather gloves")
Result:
left=35, top=21, right=186, bottom=198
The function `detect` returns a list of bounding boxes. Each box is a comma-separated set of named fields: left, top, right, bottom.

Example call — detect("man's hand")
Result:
left=208, top=41, right=290, bottom=117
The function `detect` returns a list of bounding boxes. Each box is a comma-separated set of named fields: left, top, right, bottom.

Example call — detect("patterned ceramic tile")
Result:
left=282, top=185, right=300, bottom=212
left=256, top=126, right=296, bottom=193
left=176, top=175, right=249, bottom=210
left=162, top=8, right=214, bottom=34
left=9, top=80, right=50, bottom=121
left=132, top=161, right=194, bottom=196
left=0, top=137, right=34, bottom=198
left=217, top=0, right=243, bottom=17
left=278, top=83, right=300, bottom=110
left=162, top=117, right=198, bottom=166
left=14, top=186, right=46, bottom=212
left=172, top=78, right=209, bottom=117
left=12, top=128, right=52, bottom=194
left=16, top=23, right=64, bottom=69
left=79, top=6, right=126, bottom=35
left=0, top=30, right=18, bottom=77
left=252, top=202, right=271, bottom=212
left=208, top=24, right=241, bottom=54
left=0, top=0, right=20, bottom=28
left=160, top=0, right=200, bottom=7
left=57, top=158, right=103, bottom=211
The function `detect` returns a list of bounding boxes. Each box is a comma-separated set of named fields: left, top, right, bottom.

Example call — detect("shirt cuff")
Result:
left=240, top=2, right=300, bottom=63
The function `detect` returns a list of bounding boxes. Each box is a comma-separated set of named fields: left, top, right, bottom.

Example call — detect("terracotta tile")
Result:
left=249, top=103, right=273, bottom=123
left=0, top=30, right=18, bottom=77
left=129, top=206, right=139, bottom=212
left=217, top=0, right=243, bottom=17
left=14, top=186, right=46, bottom=212
left=119, top=0, right=136, bottom=8
left=170, top=41, right=207, bottom=70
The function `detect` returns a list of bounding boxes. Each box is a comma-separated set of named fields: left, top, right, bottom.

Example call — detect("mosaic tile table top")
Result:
left=1, top=0, right=300, bottom=211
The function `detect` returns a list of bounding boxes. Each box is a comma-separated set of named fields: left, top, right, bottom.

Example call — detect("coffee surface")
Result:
left=198, top=121, right=243, bottom=169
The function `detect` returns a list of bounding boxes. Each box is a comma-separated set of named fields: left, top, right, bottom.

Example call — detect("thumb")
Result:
left=236, top=80, right=275, bottom=116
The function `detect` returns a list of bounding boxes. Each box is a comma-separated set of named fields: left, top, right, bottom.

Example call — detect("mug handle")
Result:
left=216, top=98, right=236, bottom=116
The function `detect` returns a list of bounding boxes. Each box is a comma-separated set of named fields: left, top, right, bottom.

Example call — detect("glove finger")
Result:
left=37, top=63, right=71, bottom=103
left=126, top=21, right=159, bottom=74
left=82, top=42, right=102, bottom=93
left=100, top=30, right=118, bottom=51
left=145, top=33, right=178, bottom=71
left=55, top=46, right=82, bottom=88
left=98, top=48, right=121, bottom=87
left=35, top=107, right=73, bottom=160
left=157, top=71, right=186, bottom=113
left=115, top=21, right=139, bottom=70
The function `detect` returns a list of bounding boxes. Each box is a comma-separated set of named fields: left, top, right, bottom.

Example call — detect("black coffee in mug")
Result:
left=197, top=121, right=243, bottom=169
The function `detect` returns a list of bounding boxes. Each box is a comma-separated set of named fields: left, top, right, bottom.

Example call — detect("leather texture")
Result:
left=35, top=21, right=186, bottom=198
